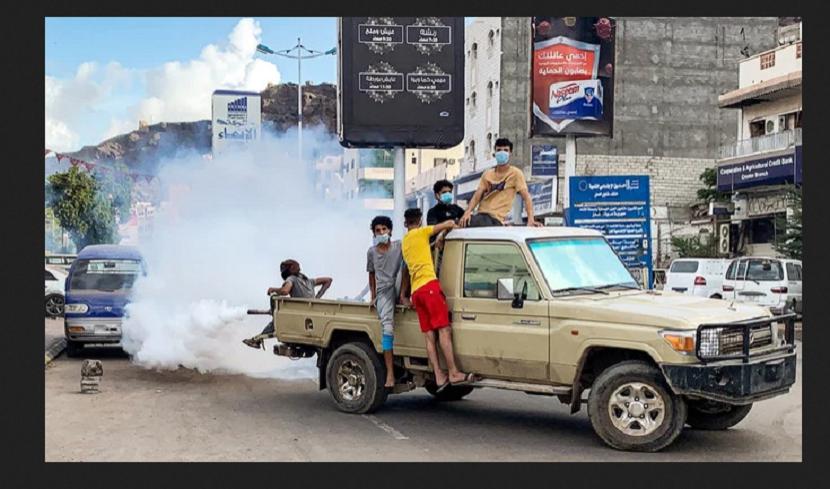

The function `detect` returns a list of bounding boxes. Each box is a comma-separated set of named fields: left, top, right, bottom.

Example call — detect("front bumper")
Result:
left=661, top=352, right=797, bottom=405
left=64, top=317, right=123, bottom=343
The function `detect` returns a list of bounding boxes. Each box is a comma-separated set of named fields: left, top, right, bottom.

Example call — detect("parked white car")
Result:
left=722, top=257, right=802, bottom=315
left=665, top=258, right=730, bottom=299
left=45, top=266, right=67, bottom=317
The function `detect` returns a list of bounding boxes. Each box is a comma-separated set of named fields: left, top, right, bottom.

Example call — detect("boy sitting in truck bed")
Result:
left=401, top=208, right=476, bottom=391
left=242, top=259, right=332, bottom=350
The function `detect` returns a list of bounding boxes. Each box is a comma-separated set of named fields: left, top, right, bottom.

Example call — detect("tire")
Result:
left=686, top=401, right=752, bottom=430
left=65, top=339, right=83, bottom=358
left=45, top=294, right=65, bottom=318
left=425, top=382, right=475, bottom=401
left=709, top=294, right=722, bottom=300
left=587, top=360, right=687, bottom=452
left=325, top=342, right=388, bottom=414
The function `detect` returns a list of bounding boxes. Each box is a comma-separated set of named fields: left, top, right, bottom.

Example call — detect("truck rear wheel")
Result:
left=587, top=360, right=687, bottom=452
left=325, top=342, right=387, bottom=414
left=686, top=400, right=752, bottom=430
left=425, top=382, right=474, bottom=401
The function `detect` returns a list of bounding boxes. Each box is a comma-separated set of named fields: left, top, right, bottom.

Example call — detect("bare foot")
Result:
left=449, top=371, right=472, bottom=384
left=434, top=370, right=449, bottom=387
left=385, top=377, right=395, bottom=388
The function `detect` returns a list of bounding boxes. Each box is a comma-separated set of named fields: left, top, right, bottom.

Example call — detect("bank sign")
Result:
left=716, top=149, right=802, bottom=191
left=567, top=175, right=653, bottom=288
left=212, top=90, right=262, bottom=154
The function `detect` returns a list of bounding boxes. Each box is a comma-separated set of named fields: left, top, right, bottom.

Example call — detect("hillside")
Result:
left=64, top=82, right=337, bottom=172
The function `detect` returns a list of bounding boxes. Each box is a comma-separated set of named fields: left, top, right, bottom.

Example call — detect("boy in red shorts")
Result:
left=401, top=208, right=475, bottom=391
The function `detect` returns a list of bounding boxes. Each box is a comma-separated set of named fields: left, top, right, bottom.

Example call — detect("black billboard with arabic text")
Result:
left=531, top=17, right=616, bottom=137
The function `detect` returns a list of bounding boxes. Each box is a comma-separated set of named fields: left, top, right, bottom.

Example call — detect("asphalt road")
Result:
left=45, top=344, right=802, bottom=462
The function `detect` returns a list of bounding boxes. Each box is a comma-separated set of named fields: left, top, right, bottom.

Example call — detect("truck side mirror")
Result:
left=512, top=281, right=528, bottom=309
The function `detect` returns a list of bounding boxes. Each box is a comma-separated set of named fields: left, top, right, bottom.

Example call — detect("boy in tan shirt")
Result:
left=459, top=138, right=542, bottom=228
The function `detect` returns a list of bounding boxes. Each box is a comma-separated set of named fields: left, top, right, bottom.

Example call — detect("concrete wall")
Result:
left=498, top=17, right=780, bottom=167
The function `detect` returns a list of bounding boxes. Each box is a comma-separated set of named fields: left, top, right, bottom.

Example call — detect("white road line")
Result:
left=362, top=414, right=409, bottom=440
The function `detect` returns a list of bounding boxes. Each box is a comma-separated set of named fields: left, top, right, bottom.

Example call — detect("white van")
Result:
left=665, top=258, right=730, bottom=299
left=722, top=257, right=803, bottom=315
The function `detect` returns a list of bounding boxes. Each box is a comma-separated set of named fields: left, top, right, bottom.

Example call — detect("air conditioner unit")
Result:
left=765, top=119, right=777, bottom=134
left=778, top=115, right=787, bottom=132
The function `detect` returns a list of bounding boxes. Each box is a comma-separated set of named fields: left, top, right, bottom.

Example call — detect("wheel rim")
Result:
left=46, top=296, right=65, bottom=316
left=336, top=358, right=366, bottom=401
left=608, top=382, right=666, bottom=437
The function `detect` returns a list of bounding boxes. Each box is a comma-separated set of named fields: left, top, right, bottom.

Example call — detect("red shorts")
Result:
left=411, top=279, right=451, bottom=333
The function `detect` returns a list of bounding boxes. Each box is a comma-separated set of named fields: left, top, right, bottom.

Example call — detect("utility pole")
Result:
left=256, top=41, right=336, bottom=165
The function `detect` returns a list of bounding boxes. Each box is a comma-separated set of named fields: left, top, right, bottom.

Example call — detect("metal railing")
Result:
left=718, top=128, right=801, bottom=160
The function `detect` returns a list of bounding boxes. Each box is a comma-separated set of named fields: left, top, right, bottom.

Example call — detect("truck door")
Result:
left=449, top=242, right=550, bottom=382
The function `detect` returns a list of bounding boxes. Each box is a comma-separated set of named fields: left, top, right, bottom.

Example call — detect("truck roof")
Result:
left=445, top=226, right=603, bottom=243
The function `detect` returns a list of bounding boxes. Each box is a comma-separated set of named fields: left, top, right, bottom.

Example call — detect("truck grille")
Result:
left=696, top=315, right=794, bottom=362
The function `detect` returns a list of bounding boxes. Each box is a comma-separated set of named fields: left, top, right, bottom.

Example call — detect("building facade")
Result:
left=461, top=16, right=781, bottom=267
left=716, top=21, right=802, bottom=257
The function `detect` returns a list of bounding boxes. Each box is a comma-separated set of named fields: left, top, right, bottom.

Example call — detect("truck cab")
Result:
left=267, top=226, right=797, bottom=452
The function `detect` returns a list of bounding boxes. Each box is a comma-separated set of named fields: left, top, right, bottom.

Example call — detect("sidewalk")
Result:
left=45, top=317, right=65, bottom=365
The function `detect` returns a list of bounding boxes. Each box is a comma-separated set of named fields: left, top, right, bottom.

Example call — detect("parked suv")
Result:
left=665, top=258, right=730, bottom=299
left=722, top=257, right=802, bottom=315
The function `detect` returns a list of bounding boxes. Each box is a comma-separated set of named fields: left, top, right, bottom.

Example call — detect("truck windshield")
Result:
left=528, top=238, right=638, bottom=293
left=69, top=259, right=142, bottom=292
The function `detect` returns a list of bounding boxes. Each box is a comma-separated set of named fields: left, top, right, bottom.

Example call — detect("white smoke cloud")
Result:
left=121, top=128, right=378, bottom=379
left=45, top=18, right=280, bottom=151
left=136, top=18, right=280, bottom=124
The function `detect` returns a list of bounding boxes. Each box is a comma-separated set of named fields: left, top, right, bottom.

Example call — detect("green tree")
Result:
left=696, top=167, right=730, bottom=203
left=775, top=187, right=802, bottom=260
left=670, top=235, right=720, bottom=258
left=94, top=162, right=133, bottom=223
left=46, top=166, right=118, bottom=250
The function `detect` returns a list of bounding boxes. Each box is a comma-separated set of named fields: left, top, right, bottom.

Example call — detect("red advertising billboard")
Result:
left=531, top=17, right=616, bottom=137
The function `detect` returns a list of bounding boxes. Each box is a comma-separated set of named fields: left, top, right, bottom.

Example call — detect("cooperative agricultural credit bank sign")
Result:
left=716, top=149, right=802, bottom=191
left=212, top=89, right=262, bottom=154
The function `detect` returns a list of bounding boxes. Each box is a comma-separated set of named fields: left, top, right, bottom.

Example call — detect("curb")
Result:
left=45, top=337, right=67, bottom=366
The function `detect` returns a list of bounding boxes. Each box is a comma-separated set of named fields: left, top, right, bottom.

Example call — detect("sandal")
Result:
left=450, top=372, right=477, bottom=386
left=434, top=380, right=450, bottom=393
left=242, top=338, right=263, bottom=350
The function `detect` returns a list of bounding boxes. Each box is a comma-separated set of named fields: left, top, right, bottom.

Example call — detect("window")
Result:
left=69, top=259, right=142, bottom=291
left=795, top=264, right=803, bottom=281
left=670, top=261, right=699, bottom=273
left=749, top=120, right=767, bottom=137
left=471, top=91, right=477, bottom=106
left=725, top=261, right=737, bottom=280
left=746, top=259, right=784, bottom=281
left=488, top=30, right=495, bottom=48
left=471, top=42, right=478, bottom=58
left=760, top=52, right=776, bottom=70
left=786, top=263, right=801, bottom=281
left=45, top=270, right=56, bottom=281
left=796, top=42, right=802, bottom=59
left=734, top=260, right=748, bottom=280
left=464, top=243, right=541, bottom=300
left=750, top=217, right=776, bottom=244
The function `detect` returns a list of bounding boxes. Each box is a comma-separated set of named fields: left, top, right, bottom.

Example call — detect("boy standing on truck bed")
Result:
left=401, top=208, right=475, bottom=390
left=242, top=259, right=332, bottom=350
left=367, top=216, right=409, bottom=390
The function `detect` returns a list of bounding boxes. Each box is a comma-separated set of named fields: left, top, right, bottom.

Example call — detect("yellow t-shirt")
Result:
left=402, top=225, right=436, bottom=293
left=476, top=165, right=528, bottom=223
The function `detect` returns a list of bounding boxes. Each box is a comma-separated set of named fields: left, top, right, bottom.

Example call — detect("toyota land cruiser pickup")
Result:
left=252, top=227, right=797, bottom=452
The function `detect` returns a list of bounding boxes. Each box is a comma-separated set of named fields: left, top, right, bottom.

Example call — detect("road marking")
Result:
left=362, top=414, right=409, bottom=440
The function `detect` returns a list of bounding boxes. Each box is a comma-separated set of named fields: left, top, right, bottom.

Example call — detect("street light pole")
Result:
left=256, top=41, right=336, bottom=166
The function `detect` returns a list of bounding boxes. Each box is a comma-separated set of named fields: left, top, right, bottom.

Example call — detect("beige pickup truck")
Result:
left=256, top=227, right=797, bottom=452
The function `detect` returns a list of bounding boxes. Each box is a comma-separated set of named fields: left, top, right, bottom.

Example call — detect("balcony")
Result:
left=718, top=128, right=801, bottom=160
left=407, top=165, right=449, bottom=193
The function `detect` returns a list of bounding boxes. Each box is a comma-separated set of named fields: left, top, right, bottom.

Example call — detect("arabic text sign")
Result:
left=406, top=25, right=451, bottom=45
left=359, top=73, right=405, bottom=92
left=358, top=24, right=404, bottom=44
left=211, top=90, right=261, bottom=154
left=523, top=179, right=558, bottom=217
left=531, top=144, right=558, bottom=178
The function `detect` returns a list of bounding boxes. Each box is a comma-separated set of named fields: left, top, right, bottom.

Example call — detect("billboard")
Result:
left=568, top=175, right=652, bottom=287
left=531, top=17, right=616, bottom=137
left=211, top=90, right=262, bottom=154
left=338, top=17, right=465, bottom=148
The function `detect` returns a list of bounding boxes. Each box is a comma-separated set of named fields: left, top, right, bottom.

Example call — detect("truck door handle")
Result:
left=460, top=314, right=476, bottom=321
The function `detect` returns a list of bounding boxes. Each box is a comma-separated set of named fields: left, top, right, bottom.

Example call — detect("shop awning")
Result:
left=718, top=71, right=802, bottom=109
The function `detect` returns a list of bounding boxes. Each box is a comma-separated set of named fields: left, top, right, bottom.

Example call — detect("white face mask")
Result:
left=373, top=233, right=390, bottom=246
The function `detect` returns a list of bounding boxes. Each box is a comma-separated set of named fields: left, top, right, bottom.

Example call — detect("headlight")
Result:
left=659, top=329, right=696, bottom=355
left=698, top=327, right=723, bottom=357
left=64, top=303, right=89, bottom=314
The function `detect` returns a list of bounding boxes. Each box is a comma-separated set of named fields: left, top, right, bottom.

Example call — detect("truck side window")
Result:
left=463, top=243, right=541, bottom=300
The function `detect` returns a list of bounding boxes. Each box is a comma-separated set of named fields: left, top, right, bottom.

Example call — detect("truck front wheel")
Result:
left=686, top=400, right=752, bottom=430
left=325, top=342, right=388, bottom=414
left=587, top=360, right=687, bottom=452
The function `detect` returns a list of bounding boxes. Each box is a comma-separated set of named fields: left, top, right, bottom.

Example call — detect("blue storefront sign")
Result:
left=531, top=144, right=559, bottom=178
left=567, top=175, right=653, bottom=288
left=716, top=150, right=802, bottom=192
left=523, top=178, right=557, bottom=218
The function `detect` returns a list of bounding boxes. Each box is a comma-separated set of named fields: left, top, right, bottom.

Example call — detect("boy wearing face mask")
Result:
left=427, top=179, right=465, bottom=226
left=242, top=259, right=332, bottom=350
left=459, top=138, right=542, bottom=228
left=367, top=216, right=409, bottom=390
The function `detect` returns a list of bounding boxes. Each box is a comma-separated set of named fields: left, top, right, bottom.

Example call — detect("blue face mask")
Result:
left=495, top=151, right=510, bottom=165
left=373, top=233, right=390, bottom=246
left=439, top=192, right=453, bottom=204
